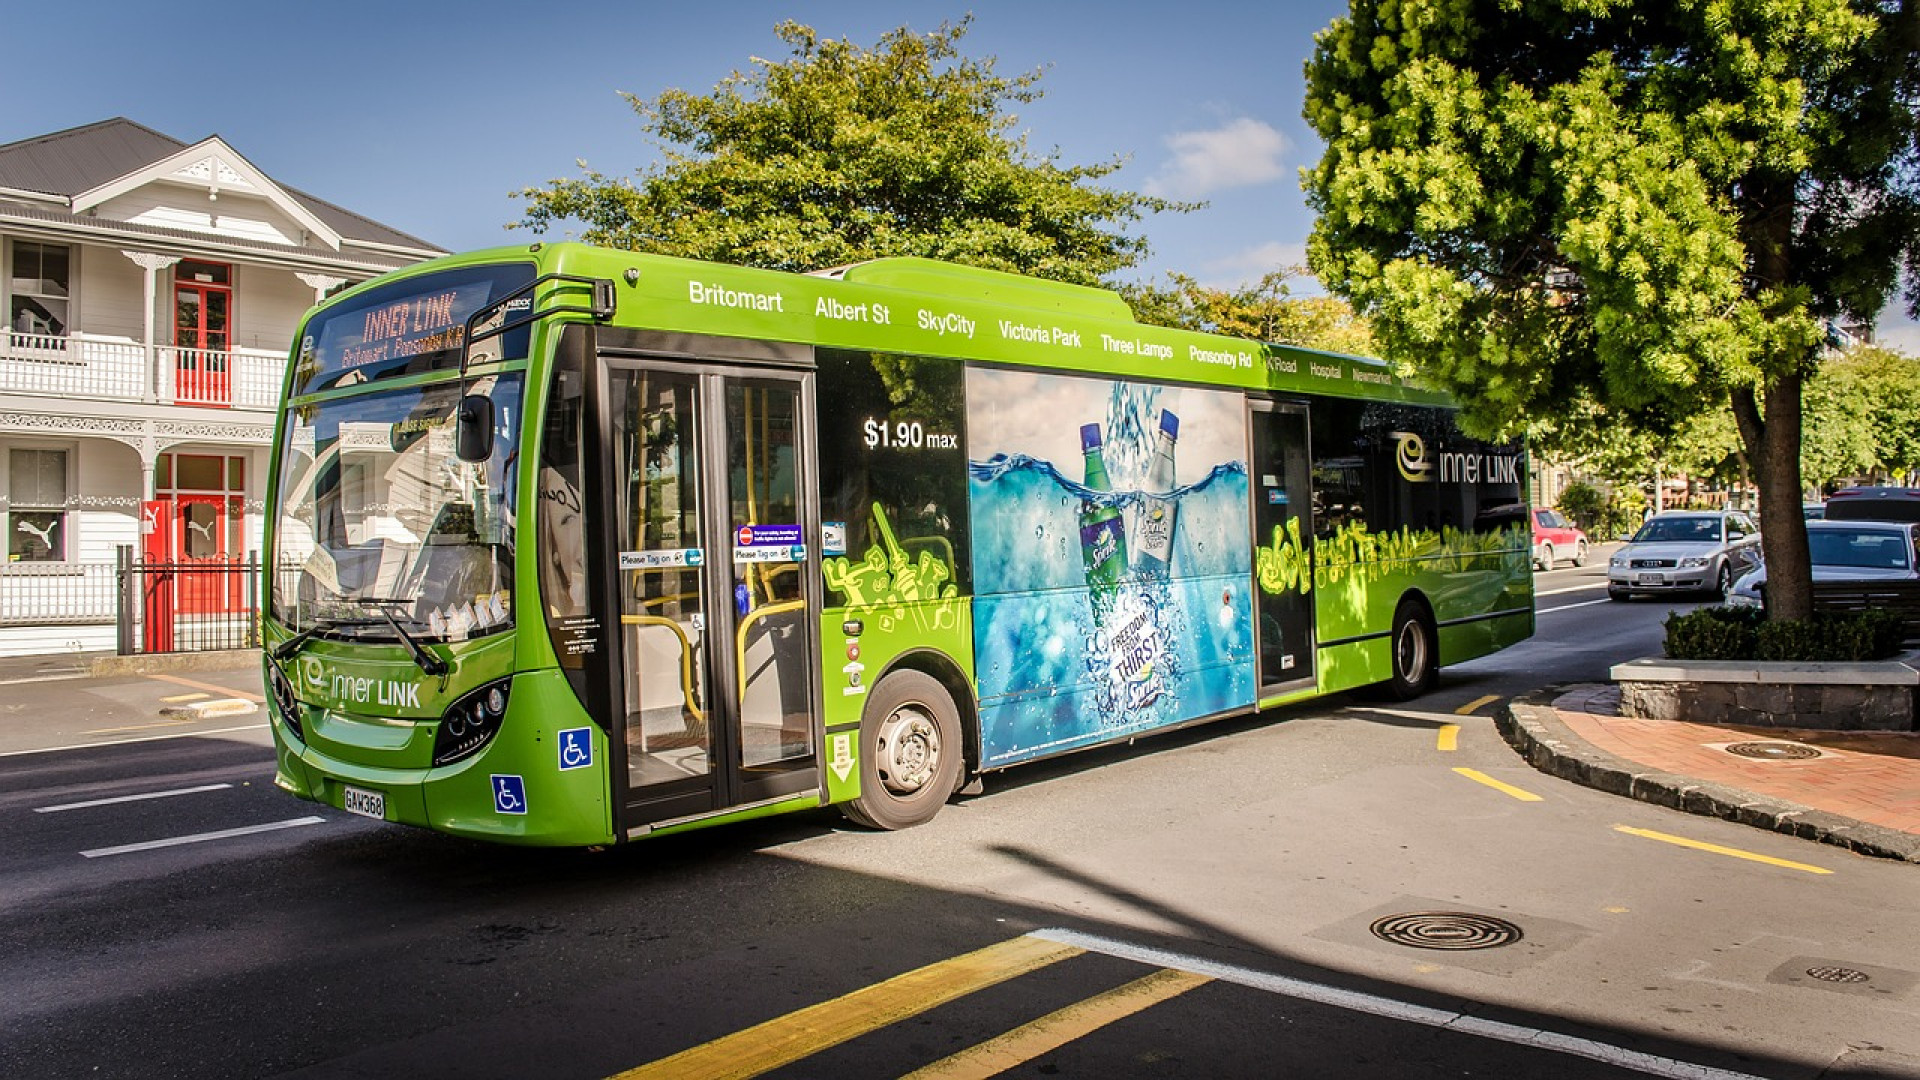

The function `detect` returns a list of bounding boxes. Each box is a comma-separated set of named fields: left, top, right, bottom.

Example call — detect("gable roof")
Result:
left=0, top=117, right=441, bottom=255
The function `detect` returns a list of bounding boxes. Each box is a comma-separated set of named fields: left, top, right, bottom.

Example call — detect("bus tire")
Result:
left=1384, top=600, right=1438, bottom=701
left=843, top=670, right=961, bottom=831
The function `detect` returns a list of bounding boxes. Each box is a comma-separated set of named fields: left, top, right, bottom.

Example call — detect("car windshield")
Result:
left=1809, top=528, right=1913, bottom=570
left=270, top=374, right=523, bottom=641
left=1633, top=516, right=1721, bottom=543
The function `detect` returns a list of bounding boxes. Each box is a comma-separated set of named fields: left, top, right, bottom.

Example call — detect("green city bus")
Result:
left=263, top=243, right=1532, bottom=846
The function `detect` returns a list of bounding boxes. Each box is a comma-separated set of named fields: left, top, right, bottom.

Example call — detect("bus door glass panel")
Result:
left=1251, top=404, right=1315, bottom=691
left=726, top=382, right=813, bottom=775
left=612, top=370, right=712, bottom=790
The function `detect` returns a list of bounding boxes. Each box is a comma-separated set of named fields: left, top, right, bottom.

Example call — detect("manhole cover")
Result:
left=1724, top=741, right=1822, bottom=760
left=1370, top=912, right=1524, bottom=951
left=1806, top=966, right=1871, bottom=984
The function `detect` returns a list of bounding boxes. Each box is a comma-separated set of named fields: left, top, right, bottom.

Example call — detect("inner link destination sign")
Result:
left=293, top=263, right=534, bottom=396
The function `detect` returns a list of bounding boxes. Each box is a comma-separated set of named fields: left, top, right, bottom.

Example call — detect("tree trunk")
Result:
left=1751, top=377, right=1815, bottom=620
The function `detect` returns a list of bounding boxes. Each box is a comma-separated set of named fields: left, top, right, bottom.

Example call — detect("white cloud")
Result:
left=1198, top=241, right=1311, bottom=290
left=1144, top=118, right=1290, bottom=200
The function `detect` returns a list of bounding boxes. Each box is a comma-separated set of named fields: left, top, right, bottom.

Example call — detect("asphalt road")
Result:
left=2, top=560, right=1916, bottom=1079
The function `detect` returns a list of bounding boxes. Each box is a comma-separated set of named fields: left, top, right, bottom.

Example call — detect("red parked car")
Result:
left=1531, top=508, right=1588, bottom=570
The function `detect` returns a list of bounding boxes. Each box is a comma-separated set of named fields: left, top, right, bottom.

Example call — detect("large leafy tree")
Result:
left=513, top=18, right=1192, bottom=286
left=1304, top=0, right=1920, bottom=618
left=1123, top=268, right=1377, bottom=354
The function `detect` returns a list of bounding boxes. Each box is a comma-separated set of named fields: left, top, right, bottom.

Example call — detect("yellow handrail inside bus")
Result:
left=735, top=599, right=806, bottom=701
left=619, top=613, right=707, bottom=726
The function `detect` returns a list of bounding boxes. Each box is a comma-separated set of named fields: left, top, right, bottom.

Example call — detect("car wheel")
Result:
left=1572, top=540, right=1588, bottom=567
left=1714, top=563, right=1733, bottom=598
left=1607, top=585, right=1629, bottom=601
left=1537, top=543, right=1554, bottom=571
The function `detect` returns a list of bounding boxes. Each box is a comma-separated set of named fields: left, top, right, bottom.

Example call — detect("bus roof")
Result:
left=335, top=243, right=1451, bottom=407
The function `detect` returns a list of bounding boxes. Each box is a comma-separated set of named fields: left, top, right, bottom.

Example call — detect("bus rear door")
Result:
left=1249, top=401, right=1316, bottom=696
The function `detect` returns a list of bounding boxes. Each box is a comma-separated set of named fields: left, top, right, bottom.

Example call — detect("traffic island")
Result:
left=1498, top=687, right=1920, bottom=864
left=1610, top=655, right=1920, bottom=732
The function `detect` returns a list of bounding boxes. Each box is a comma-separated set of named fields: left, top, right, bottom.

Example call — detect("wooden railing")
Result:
left=0, top=331, right=282, bottom=409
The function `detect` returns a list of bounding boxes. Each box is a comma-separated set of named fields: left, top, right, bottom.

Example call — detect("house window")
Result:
left=9, top=242, right=70, bottom=341
left=8, top=448, right=69, bottom=562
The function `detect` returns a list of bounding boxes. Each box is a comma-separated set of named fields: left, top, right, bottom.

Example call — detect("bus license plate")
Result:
left=1636, top=573, right=1665, bottom=585
left=343, top=786, right=386, bottom=820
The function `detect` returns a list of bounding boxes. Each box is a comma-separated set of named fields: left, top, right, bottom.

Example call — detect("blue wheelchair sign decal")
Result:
left=491, top=774, right=527, bottom=815
left=558, top=727, right=593, bottom=771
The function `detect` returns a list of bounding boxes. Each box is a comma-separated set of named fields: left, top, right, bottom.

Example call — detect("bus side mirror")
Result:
left=455, top=393, right=494, bottom=462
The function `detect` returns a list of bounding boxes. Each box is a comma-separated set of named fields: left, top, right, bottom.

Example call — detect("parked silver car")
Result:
left=1607, top=510, right=1761, bottom=600
left=1726, top=518, right=1920, bottom=608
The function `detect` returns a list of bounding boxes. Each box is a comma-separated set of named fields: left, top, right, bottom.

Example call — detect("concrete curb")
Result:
left=85, top=649, right=262, bottom=678
left=1498, top=686, right=1920, bottom=865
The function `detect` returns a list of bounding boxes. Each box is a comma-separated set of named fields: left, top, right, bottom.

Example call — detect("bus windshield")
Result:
left=270, top=374, right=524, bottom=641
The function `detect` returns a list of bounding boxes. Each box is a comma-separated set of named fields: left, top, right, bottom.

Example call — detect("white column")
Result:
left=122, top=252, right=181, bottom=403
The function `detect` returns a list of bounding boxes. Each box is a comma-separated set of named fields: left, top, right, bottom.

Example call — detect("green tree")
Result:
left=1303, top=0, right=1920, bottom=618
left=1122, top=268, right=1377, bottom=354
left=512, top=18, right=1193, bottom=286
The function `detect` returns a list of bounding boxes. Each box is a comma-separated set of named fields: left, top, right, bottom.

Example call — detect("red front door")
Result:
left=173, top=494, right=243, bottom=615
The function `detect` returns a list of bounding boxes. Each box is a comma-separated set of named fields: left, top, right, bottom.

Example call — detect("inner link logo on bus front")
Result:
left=821, top=504, right=961, bottom=634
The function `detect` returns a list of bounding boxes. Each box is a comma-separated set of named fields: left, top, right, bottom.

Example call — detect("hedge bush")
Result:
left=1664, top=605, right=1905, bottom=662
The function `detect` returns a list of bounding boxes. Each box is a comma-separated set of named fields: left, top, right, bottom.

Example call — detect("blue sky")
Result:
left=7, top=0, right=1914, bottom=349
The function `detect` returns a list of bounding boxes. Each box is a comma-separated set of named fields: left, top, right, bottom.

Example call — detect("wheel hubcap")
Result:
left=1397, top=622, right=1428, bottom=680
left=875, top=705, right=940, bottom=795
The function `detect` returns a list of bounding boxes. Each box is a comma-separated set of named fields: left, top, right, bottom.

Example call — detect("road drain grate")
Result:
left=1370, top=912, right=1523, bottom=951
left=1806, top=966, right=1871, bottom=984
left=1724, top=741, right=1823, bottom=760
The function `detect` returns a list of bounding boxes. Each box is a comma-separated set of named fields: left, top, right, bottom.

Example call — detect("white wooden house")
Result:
left=0, top=118, right=443, bottom=656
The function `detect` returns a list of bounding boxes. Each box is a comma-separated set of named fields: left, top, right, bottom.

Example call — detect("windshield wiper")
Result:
left=271, top=616, right=380, bottom=661
left=354, top=599, right=450, bottom=677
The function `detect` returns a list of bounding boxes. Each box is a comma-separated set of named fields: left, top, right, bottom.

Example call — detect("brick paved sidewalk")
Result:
left=1500, top=685, right=1920, bottom=863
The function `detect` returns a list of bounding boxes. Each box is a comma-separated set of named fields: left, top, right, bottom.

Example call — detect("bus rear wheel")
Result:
left=1384, top=601, right=1438, bottom=700
left=843, top=670, right=962, bottom=831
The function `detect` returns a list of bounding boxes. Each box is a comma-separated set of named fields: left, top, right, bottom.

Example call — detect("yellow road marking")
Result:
left=1452, top=768, right=1544, bottom=802
left=901, top=968, right=1211, bottom=1080
left=1436, top=724, right=1460, bottom=752
left=160, top=692, right=209, bottom=703
left=1613, top=826, right=1834, bottom=875
left=609, top=935, right=1084, bottom=1080
left=148, top=672, right=265, bottom=704
left=83, top=718, right=200, bottom=735
left=1455, top=694, right=1500, bottom=715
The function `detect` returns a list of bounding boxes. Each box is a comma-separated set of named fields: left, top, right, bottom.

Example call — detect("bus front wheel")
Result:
left=843, top=670, right=962, bottom=831
left=1384, top=601, right=1438, bottom=700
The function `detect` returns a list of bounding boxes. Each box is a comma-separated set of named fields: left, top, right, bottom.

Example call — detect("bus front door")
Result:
left=606, top=363, right=821, bottom=832
left=1249, top=402, right=1316, bottom=696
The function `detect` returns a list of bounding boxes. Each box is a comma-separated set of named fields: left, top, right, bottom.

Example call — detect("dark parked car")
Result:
left=1823, top=486, right=1920, bottom=523
left=1607, top=510, right=1761, bottom=600
left=1728, top=519, right=1920, bottom=609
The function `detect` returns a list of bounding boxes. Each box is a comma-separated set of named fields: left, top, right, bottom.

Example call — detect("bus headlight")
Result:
left=432, top=677, right=513, bottom=767
left=269, top=662, right=303, bottom=742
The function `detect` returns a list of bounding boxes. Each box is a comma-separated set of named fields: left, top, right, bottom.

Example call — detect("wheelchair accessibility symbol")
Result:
left=491, top=774, right=527, bottom=815
left=558, top=727, right=593, bottom=771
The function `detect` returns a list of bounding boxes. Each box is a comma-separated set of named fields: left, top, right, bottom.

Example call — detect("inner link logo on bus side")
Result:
left=1394, top=432, right=1434, bottom=483
left=1393, top=431, right=1521, bottom=485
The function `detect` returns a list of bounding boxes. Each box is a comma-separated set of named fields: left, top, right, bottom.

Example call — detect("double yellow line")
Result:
left=611, top=936, right=1209, bottom=1080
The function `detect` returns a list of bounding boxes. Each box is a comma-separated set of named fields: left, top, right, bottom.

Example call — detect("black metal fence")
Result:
left=115, top=550, right=266, bottom=655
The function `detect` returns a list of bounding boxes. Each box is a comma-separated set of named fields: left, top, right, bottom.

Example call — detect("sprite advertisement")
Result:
left=968, top=368, right=1256, bottom=766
